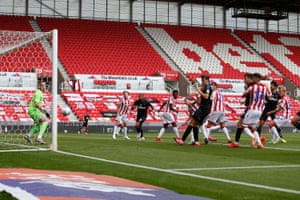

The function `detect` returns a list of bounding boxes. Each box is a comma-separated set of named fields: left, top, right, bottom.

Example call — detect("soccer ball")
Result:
left=62, top=107, right=71, bottom=116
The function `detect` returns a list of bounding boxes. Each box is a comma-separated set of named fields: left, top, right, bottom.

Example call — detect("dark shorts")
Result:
left=192, top=107, right=210, bottom=124
left=260, top=108, right=276, bottom=121
left=82, top=122, right=88, bottom=127
left=240, top=110, right=247, bottom=119
left=136, top=115, right=147, bottom=123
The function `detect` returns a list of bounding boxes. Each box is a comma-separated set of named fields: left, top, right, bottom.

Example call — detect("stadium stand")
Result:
left=142, top=24, right=278, bottom=82
left=0, top=89, right=68, bottom=122
left=61, top=91, right=190, bottom=123
left=0, top=15, right=52, bottom=77
left=1, top=16, right=299, bottom=124
left=37, top=17, right=175, bottom=77
left=235, top=30, right=300, bottom=87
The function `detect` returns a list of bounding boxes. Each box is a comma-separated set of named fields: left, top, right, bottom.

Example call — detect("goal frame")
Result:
left=0, top=29, right=58, bottom=152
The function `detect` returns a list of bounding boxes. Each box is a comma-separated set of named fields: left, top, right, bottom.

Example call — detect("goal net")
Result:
left=0, top=29, right=58, bottom=152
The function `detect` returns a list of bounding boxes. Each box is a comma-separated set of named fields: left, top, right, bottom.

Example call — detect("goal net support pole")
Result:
left=51, top=29, right=58, bottom=151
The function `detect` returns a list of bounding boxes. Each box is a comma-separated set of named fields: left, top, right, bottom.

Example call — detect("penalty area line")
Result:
left=56, top=150, right=300, bottom=195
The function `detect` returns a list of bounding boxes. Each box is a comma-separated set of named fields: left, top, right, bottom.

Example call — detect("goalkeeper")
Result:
left=24, top=82, right=50, bottom=144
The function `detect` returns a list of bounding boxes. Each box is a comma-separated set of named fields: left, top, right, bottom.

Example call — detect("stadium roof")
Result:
left=154, top=0, right=300, bottom=14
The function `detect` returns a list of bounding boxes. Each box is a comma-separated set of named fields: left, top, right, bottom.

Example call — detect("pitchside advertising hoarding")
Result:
left=73, top=74, right=168, bottom=91
left=0, top=72, right=37, bottom=88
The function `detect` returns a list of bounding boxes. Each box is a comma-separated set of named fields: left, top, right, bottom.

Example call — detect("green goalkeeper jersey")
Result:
left=29, top=89, right=43, bottom=112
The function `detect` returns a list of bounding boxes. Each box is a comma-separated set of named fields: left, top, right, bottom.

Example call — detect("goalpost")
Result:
left=0, top=29, right=58, bottom=151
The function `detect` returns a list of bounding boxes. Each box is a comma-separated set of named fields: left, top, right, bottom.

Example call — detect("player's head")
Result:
left=252, top=73, right=262, bottom=83
left=139, top=93, right=145, bottom=100
left=201, top=75, right=210, bottom=86
left=172, top=89, right=179, bottom=98
left=211, top=82, right=218, bottom=90
left=39, top=82, right=47, bottom=92
left=270, top=80, right=278, bottom=90
left=244, top=73, right=253, bottom=85
left=123, top=90, right=129, bottom=98
left=278, top=85, right=286, bottom=97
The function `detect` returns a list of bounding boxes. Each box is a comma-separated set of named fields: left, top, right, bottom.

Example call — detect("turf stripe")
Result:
left=57, top=150, right=300, bottom=195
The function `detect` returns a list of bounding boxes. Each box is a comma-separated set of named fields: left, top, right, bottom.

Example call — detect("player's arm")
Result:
left=131, top=101, right=136, bottom=111
left=196, top=86, right=210, bottom=99
left=158, top=101, right=166, bottom=112
left=267, top=103, right=282, bottom=116
left=116, top=101, right=122, bottom=116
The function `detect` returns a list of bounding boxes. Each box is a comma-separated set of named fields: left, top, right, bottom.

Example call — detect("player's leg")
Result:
left=36, top=113, right=49, bottom=144
left=122, top=115, right=130, bottom=140
left=291, top=111, right=300, bottom=130
left=25, top=110, right=41, bottom=143
left=220, top=122, right=231, bottom=143
left=112, top=117, right=121, bottom=140
left=274, top=118, right=287, bottom=143
left=156, top=113, right=170, bottom=141
left=269, top=120, right=280, bottom=143
left=228, top=111, right=246, bottom=148
left=206, top=117, right=218, bottom=142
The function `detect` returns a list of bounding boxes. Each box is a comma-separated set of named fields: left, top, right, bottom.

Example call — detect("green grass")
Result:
left=1, top=132, right=300, bottom=200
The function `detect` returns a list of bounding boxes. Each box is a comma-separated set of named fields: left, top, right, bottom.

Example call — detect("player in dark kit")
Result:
left=228, top=73, right=253, bottom=148
left=176, top=75, right=212, bottom=146
left=131, top=93, right=155, bottom=141
left=256, top=80, right=280, bottom=144
left=79, top=112, right=89, bottom=134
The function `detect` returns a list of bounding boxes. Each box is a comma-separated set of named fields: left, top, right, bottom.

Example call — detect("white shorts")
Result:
left=207, top=111, right=225, bottom=124
left=274, top=117, right=290, bottom=127
left=116, top=114, right=128, bottom=124
left=160, top=112, right=176, bottom=124
left=243, top=110, right=261, bottom=127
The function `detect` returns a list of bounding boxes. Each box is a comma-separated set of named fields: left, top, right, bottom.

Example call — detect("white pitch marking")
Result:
left=211, top=142, right=300, bottom=152
left=57, top=150, right=300, bottom=195
left=170, top=164, right=300, bottom=171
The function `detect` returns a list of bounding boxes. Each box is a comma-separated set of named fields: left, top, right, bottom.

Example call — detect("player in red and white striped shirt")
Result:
left=266, top=85, right=290, bottom=143
left=205, top=82, right=232, bottom=143
left=112, top=91, right=131, bottom=140
left=156, top=90, right=180, bottom=142
left=242, top=73, right=269, bottom=148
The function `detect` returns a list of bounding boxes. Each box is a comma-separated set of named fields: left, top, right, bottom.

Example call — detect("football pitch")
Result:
left=1, top=132, right=300, bottom=200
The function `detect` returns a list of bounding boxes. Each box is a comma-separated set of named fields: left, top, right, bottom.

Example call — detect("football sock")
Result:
left=193, top=127, right=199, bottom=142
left=277, top=127, right=283, bottom=138
left=271, top=126, right=280, bottom=141
left=243, top=127, right=255, bottom=138
left=113, top=126, right=119, bottom=135
left=158, top=128, right=165, bottom=138
left=256, top=126, right=262, bottom=137
left=200, top=125, right=208, bottom=139
left=235, top=127, right=242, bottom=143
left=222, top=127, right=231, bottom=140
left=28, top=124, right=40, bottom=137
left=253, top=131, right=262, bottom=145
left=182, top=125, right=192, bottom=141
left=140, top=129, right=144, bottom=137
left=123, top=127, right=128, bottom=137
left=173, top=127, right=179, bottom=138
left=136, top=127, right=141, bottom=136
left=296, top=123, right=300, bottom=130
left=38, top=122, right=48, bottom=139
